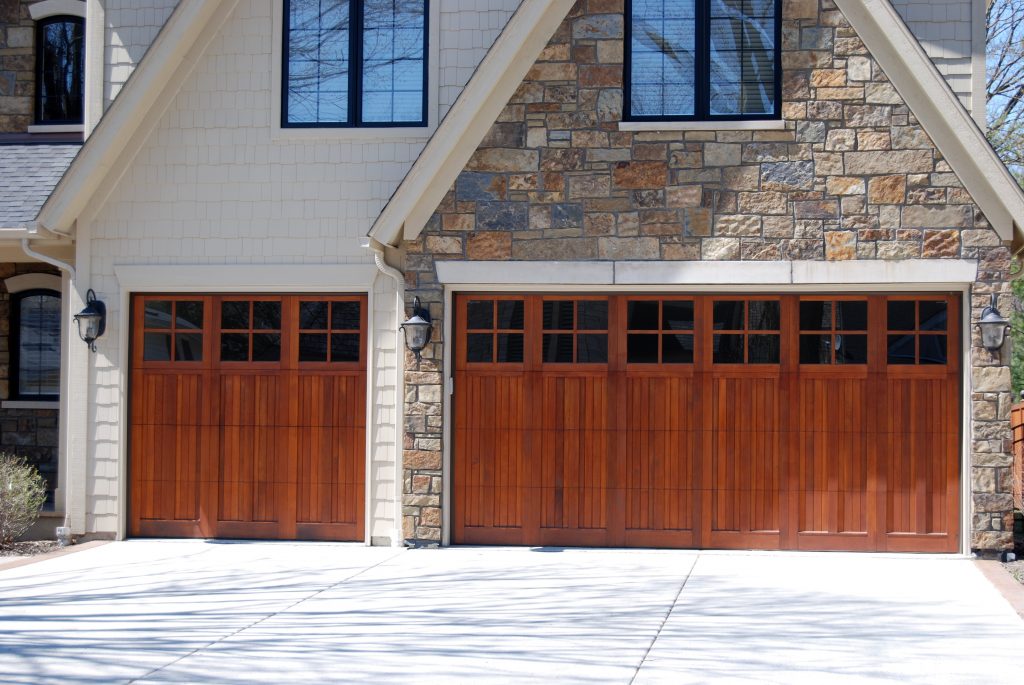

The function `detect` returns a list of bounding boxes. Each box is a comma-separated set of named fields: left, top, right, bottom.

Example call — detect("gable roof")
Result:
left=36, top=0, right=239, bottom=234
left=369, top=0, right=1024, bottom=253
left=0, top=144, right=80, bottom=229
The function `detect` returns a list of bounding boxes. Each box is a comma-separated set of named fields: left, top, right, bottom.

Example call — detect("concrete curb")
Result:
left=975, top=559, right=1024, bottom=619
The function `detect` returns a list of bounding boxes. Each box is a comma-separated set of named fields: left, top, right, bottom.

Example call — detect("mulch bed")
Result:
left=0, top=540, right=61, bottom=558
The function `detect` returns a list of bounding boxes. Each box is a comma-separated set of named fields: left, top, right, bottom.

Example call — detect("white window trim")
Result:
left=619, top=120, right=787, bottom=132
left=270, top=0, right=440, bottom=142
left=29, top=0, right=85, bottom=21
left=113, top=264, right=380, bottom=291
left=5, top=273, right=62, bottom=294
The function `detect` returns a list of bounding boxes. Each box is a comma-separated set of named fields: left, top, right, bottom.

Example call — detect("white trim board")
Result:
left=114, top=264, right=379, bottom=291
left=435, top=259, right=979, bottom=287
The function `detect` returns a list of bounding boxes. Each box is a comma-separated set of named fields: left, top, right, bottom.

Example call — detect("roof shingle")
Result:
left=0, top=144, right=82, bottom=229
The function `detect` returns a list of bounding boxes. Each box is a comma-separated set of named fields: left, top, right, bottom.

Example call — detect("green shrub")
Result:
left=0, top=454, right=47, bottom=548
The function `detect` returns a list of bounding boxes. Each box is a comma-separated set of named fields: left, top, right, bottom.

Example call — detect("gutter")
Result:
left=21, top=238, right=75, bottom=278
left=363, top=237, right=406, bottom=547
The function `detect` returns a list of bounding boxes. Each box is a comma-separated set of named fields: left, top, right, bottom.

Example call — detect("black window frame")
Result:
left=34, top=15, right=85, bottom=126
left=281, top=0, right=430, bottom=129
left=623, top=0, right=783, bottom=123
left=10, top=288, right=62, bottom=402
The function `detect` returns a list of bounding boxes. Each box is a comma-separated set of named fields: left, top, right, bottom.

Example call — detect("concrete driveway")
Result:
left=0, top=541, right=1021, bottom=684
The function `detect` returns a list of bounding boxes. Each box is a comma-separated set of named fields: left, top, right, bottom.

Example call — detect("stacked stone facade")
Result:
left=0, top=0, right=36, bottom=132
left=400, top=0, right=1012, bottom=551
left=0, top=263, right=61, bottom=506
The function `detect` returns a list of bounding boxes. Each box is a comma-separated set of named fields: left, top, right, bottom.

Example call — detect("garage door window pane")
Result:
left=887, top=334, right=915, bottom=365
left=543, top=333, right=574, bottom=363
left=714, top=334, right=744, bottom=363
left=662, top=301, right=694, bottom=330
left=628, top=334, right=659, bottom=363
left=300, top=301, right=329, bottom=330
left=749, top=300, right=780, bottom=330
left=543, top=301, right=574, bottom=330
left=145, top=300, right=172, bottom=329
left=713, top=301, right=744, bottom=330
left=800, top=334, right=830, bottom=364
left=836, top=301, right=867, bottom=331
left=628, top=301, right=659, bottom=330
left=577, top=301, right=608, bottom=330
left=577, top=334, right=608, bottom=363
left=331, top=333, right=360, bottom=362
left=144, top=332, right=172, bottom=361
left=663, top=333, right=694, bottom=363
left=467, top=300, right=493, bottom=330
left=332, top=301, right=361, bottom=330
left=887, top=301, right=915, bottom=331
left=466, top=333, right=493, bottom=363
left=252, top=333, right=281, bottom=362
left=175, top=334, right=203, bottom=361
left=496, top=333, right=524, bottom=363
left=221, top=301, right=249, bottom=329
left=836, top=334, right=867, bottom=364
left=253, top=302, right=281, bottom=330
left=497, top=301, right=524, bottom=330
left=799, top=301, right=830, bottom=331
left=176, top=301, right=204, bottom=329
left=919, top=335, right=947, bottom=365
left=748, top=334, right=779, bottom=364
left=299, top=333, right=328, bottom=362
left=221, top=333, right=249, bottom=362
left=919, top=301, right=947, bottom=331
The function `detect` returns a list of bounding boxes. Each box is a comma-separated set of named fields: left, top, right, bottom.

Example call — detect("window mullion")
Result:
left=699, top=0, right=709, bottom=120
left=349, top=0, right=361, bottom=125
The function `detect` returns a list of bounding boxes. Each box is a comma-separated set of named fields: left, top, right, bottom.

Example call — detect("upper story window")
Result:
left=36, top=15, right=84, bottom=125
left=283, top=0, right=428, bottom=127
left=625, top=0, right=781, bottom=122
left=12, top=289, right=61, bottom=400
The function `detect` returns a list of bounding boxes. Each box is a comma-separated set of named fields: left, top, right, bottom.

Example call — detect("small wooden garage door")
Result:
left=453, top=293, right=961, bottom=553
left=129, top=294, right=366, bottom=541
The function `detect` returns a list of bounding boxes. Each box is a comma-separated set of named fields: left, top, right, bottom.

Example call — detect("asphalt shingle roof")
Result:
left=0, top=144, right=81, bottom=229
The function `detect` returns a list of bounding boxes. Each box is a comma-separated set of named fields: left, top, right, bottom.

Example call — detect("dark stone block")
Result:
left=551, top=203, right=583, bottom=228
left=476, top=202, right=529, bottom=231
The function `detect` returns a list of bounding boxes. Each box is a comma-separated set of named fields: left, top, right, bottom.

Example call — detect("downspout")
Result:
left=364, top=237, right=406, bottom=547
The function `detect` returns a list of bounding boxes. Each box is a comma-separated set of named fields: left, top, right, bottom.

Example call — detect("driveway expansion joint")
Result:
left=628, top=552, right=699, bottom=685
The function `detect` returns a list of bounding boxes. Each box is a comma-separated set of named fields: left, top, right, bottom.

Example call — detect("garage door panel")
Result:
left=130, top=294, right=365, bottom=541
left=454, top=293, right=960, bottom=553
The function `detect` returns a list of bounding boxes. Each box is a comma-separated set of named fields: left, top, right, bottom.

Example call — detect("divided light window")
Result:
left=625, top=0, right=781, bottom=121
left=283, top=0, right=428, bottom=127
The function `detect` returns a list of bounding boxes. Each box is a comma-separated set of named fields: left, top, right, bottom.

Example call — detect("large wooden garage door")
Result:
left=129, top=294, right=366, bottom=541
left=453, top=293, right=960, bottom=553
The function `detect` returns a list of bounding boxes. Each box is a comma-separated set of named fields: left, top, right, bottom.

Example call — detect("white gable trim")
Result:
left=36, top=0, right=240, bottom=234
left=367, top=0, right=576, bottom=246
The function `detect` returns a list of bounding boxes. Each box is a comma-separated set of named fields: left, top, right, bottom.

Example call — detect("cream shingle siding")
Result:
left=104, top=0, right=181, bottom=108
left=82, top=0, right=518, bottom=537
left=890, top=0, right=981, bottom=117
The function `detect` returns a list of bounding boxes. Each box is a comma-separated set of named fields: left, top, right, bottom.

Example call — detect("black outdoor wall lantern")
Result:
left=400, top=296, right=432, bottom=362
left=73, top=289, right=106, bottom=352
left=976, top=293, right=1010, bottom=353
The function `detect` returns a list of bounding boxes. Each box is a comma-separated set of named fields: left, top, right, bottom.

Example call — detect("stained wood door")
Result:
left=453, top=293, right=961, bottom=553
left=129, top=294, right=366, bottom=541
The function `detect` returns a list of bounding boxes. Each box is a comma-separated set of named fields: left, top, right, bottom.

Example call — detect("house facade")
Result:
left=3, top=0, right=1019, bottom=555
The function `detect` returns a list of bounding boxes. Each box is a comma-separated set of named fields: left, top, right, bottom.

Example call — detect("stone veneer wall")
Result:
left=0, top=0, right=36, bottom=132
left=401, top=0, right=1014, bottom=552
left=0, top=263, right=61, bottom=505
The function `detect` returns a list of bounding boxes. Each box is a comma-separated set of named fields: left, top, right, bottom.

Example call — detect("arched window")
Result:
left=35, top=15, right=84, bottom=125
left=12, top=290, right=62, bottom=400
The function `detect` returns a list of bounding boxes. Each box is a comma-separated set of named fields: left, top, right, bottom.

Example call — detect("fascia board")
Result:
left=367, top=0, right=576, bottom=247
left=834, top=0, right=1024, bottom=249
left=36, top=0, right=238, bottom=234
